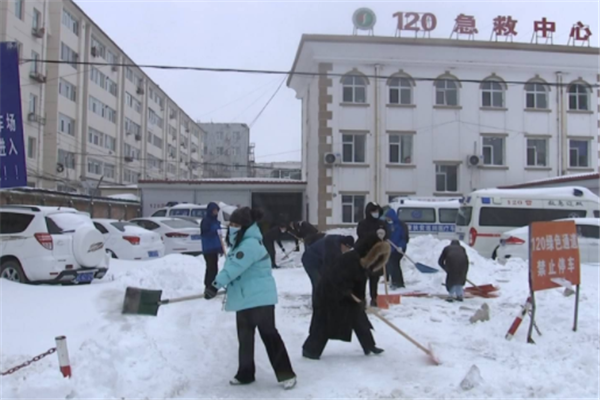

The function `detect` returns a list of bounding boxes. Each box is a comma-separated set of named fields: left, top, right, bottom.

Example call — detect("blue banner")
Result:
left=408, top=223, right=456, bottom=233
left=0, top=42, right=27, bottom=188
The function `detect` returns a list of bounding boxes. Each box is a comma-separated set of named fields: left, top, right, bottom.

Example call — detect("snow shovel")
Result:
left=353, top=295, right=440, bottom=365
left=122, top=287, right=218, bottom=316
left=387, top=240, right=439, bottom=274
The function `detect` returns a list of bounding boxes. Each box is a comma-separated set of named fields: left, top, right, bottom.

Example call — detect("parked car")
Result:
left=0, top=205, right=109, bottom=284
left=151, top=203, right=226, bottom=225
left=497, top=218, right=600, bottom=265
left=92, top=219, right=165, bottom=260
left=129, top=217, right=203, bottom=256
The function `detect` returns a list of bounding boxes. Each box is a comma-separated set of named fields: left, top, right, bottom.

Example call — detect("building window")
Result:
left=342, top=195, right=366, bottom=224
left=217, top=147, right=223, bottom=155
left=60, top=42, right=78, bottom=70
left=124, top=118, right=141, bottom=136
left=525, top=81, right=549, bottom=109
left=87, top=158, right=103, bottom=175
left=389, top=134, right=413, bottom=164
left=88, top=127, right=104, bottom=147
left=58, top=149, right=75, bottom=169
left=59, top=79, right=76, bottom=101
left=62, top=8, right=79, bottom=35
left=125, top=92, right=141, bottom=113
left=15, top=0, right=23, bottom=20
left=341, top=74, right=367, bottom=103
left=89, top=96, right=116, bottom=123
left=569, top=139, right=590, bottom=168
left=58, top=113, right=75, bottom=136
left=27, top=137, right=36, bottom=159
left=90, top=36, right=106, bottom=59
left=30, top=51, right=40, bottom=73
left=482, top=137, right=505, bottom=166
left=32, top=8, right=41, bottom=31
left=153, top=135, right=163, bottom=149
left=435, top=164, right=458, bottom=192
left=28, top=94, right=37, bottom=114
left=148, top=108, right=163, bottom=128
left=481, top=78, right=505, bottom=108
left=526, top=138, right=548, bottom=167
left=104, top=135, right=116, bottom=151
left=342, top=134, right=366, bottom=163
left=435, top=78, right=459, bottom=106
left=103, top=163, right=115, bottom=179
left=568, top=83, right=590, bottom=111
left=388, top=76, right=413, bottom=105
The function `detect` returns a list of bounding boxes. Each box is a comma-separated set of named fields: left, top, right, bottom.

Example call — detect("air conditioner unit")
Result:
left=134, top=134, right=141, bottom=141
left=111, top=65, right=118, bottom=72
left=323, top=152, right=341, bottom=166
left=32, top=27, right=45, bottom=38
left=467, top=154, right=482, bottom=167
left=136, top=86, right=144, bottom=95
left=124, top=156, right=134, bottom=163
left=56, top=163, right=65, bottom=173
left=29, top=71, right=46, bottom=83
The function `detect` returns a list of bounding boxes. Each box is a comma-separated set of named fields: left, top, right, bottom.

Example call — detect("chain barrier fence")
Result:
left=1, top=336, right=71, bottom=378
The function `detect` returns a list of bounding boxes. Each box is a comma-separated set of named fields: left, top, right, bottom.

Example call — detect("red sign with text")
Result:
left=529, top=221, right=581, bottom=292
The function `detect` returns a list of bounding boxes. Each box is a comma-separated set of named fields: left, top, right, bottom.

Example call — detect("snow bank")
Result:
left=1, top=236, right=598, bottom=398
left=107, top=193, right=140, bottom=202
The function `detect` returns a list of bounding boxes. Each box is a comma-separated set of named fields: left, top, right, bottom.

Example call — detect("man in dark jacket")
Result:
left=384, top=208, right=410, bottom=289
left=262, top=223, right=287, bottom=269
left=301, top=235, right=355, bottom=307
left=288, top=221, right=320, bottom=249
left=200, top=202, right=224, bottom=290
left=356, top=202, right=389, bottom=307
left=302, top=234, right=391, bottom=360
left=438, top=240, right=469, bottom=302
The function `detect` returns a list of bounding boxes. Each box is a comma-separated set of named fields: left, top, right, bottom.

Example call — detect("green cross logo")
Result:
left=352, top=8, right=377, bottom=31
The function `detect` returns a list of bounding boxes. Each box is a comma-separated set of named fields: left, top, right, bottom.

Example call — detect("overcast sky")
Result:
left=74, top=1, right=599, bottom=162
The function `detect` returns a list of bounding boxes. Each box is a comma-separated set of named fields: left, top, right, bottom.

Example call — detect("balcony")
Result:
left=31, top=27, right=45, bottom=39
left=27, top=112, right=46, bottom=125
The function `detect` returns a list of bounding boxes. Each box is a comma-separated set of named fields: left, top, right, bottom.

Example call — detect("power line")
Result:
left=21, top=58, right=599, bottom=87
left=249, top=77, right=286, bottom=128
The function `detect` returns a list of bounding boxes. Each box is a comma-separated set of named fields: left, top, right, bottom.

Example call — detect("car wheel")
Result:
left=0, top=259, right=27, bottom=283
left=107, top=250, right=118, bottom=259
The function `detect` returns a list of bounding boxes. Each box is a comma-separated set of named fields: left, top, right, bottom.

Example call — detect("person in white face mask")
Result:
left=356, top=202, right=389, bottom=308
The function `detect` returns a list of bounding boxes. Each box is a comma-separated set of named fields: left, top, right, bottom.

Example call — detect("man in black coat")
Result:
left=262, top=223, right=287, bottom=269
left=301, top=234, right=355, bottom=307
left=438, top=240, right=470, bottom=302
left=356, top=202, right=389, bottom=307
left=302, top=234, right=391, bottom=360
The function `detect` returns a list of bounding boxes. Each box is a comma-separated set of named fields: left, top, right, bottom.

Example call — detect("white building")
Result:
left=0, top=0, right=204, bottom=193
left=254, top=161, right=302, bottom=180
left=288, top=34, right=600, bottom=230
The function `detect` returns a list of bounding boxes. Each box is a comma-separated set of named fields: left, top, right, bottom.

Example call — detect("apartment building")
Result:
left=0, top=0, right=204, bottom=192
left=198, top=122, right=252, bottom=178
left=287, top=34, right=600, bottom=229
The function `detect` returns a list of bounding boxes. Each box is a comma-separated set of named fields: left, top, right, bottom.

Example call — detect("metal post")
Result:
left=54, top=336, right=71, bottom=378
left=573, top=285, right=580, bottom=332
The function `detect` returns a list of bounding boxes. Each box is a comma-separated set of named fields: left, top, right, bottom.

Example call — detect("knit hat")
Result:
left=340, top=235, right=355, bottom=248
left=229, top=207, right=263, bottom=228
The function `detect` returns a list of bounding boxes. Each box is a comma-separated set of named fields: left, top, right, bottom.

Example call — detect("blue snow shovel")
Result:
left=386, top=240, right=439, bottom=274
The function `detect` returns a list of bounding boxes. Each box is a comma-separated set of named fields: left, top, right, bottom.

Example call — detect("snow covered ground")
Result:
left=1, top=233, right=599, bottom=399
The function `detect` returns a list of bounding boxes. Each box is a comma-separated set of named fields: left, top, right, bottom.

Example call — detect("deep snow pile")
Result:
left=1, top=234, right=599, bottom=399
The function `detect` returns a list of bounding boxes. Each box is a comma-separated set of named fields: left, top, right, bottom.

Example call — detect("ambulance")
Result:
left=387, top=199, right=461, bottom=240
left=455, top=186, right=600, bottom=259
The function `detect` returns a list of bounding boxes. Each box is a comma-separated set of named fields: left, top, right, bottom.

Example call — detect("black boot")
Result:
left=365, top=346, right=384, bottom=355
left=302, top=349, right=320, bottom=360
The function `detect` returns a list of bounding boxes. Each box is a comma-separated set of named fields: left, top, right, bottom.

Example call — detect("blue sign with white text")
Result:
left=408, top=223, right=456, bottom=233
left=0, top=42, right=27, bottom=188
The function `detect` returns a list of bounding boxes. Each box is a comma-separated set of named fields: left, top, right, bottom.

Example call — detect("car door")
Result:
left=578, top=224, right=600, bottom=263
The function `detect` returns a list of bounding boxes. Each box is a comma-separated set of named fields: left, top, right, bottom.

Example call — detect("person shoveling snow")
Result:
left=438, top=240, right=470, bottom=302
left=204, top=207, right=297, bottom=390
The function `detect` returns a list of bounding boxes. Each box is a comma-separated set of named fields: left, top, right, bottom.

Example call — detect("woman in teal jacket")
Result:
left=204, top=207, right=296, bottom=390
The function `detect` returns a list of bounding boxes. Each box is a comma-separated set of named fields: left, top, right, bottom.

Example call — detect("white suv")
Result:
left=0, top=205, right=110, bottom=284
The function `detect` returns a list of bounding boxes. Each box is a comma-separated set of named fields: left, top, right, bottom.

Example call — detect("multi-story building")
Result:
left=254, top=161, right=302, bottom=180
left=0, top=0, right=203, bottom=192
left=287, top=34, right=599, bottom=229
left=199, top=122, right=251, bottom=178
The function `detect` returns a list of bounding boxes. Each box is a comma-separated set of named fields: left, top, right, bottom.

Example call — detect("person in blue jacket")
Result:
left=301, top=234, right=355, bottom=307
left=383, top=207, right=410, bottom=289
left=204, top=207, right=297, bottom=390
left=200, top=202, right=224, bottom=292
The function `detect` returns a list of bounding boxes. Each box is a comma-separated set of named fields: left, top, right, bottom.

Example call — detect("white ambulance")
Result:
left=387, top=199, right=461, bottom=239
left=455, top=186, right=600, bottom=259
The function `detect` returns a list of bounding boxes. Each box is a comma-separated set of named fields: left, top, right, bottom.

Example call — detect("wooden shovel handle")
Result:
left=368, top=309, right=432, bottom=355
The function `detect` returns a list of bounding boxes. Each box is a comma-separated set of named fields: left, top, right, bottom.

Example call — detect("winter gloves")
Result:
left=204, top=285, right=218, bottom=300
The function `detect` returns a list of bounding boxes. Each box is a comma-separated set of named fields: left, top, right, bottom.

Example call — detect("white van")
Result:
left=151, top=203, right=225, bottom=225
left=455, top=186, right=600, bottom=259
left=387, top=199, right=460, bottom=239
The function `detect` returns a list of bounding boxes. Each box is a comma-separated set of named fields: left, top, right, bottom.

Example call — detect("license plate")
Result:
left=458, top=233, right=465, bottom=240
left=75, top=272, right=94, bottom=283
left=148, top=250, right=159, bottom=257
left=191, top=235, right=201, bottom=241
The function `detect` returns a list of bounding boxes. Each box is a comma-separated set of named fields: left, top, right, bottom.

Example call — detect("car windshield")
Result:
left=456, top=206, right=472, bottom=226
left=49, top=213, right=94, bottom=232
left=162, top=219, right=199, bottom=229
left=190, top=209, right=207, bottom=218
left=111, top=222, right=142, bottom=232
left=169, top=208, right=190, bottom=216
